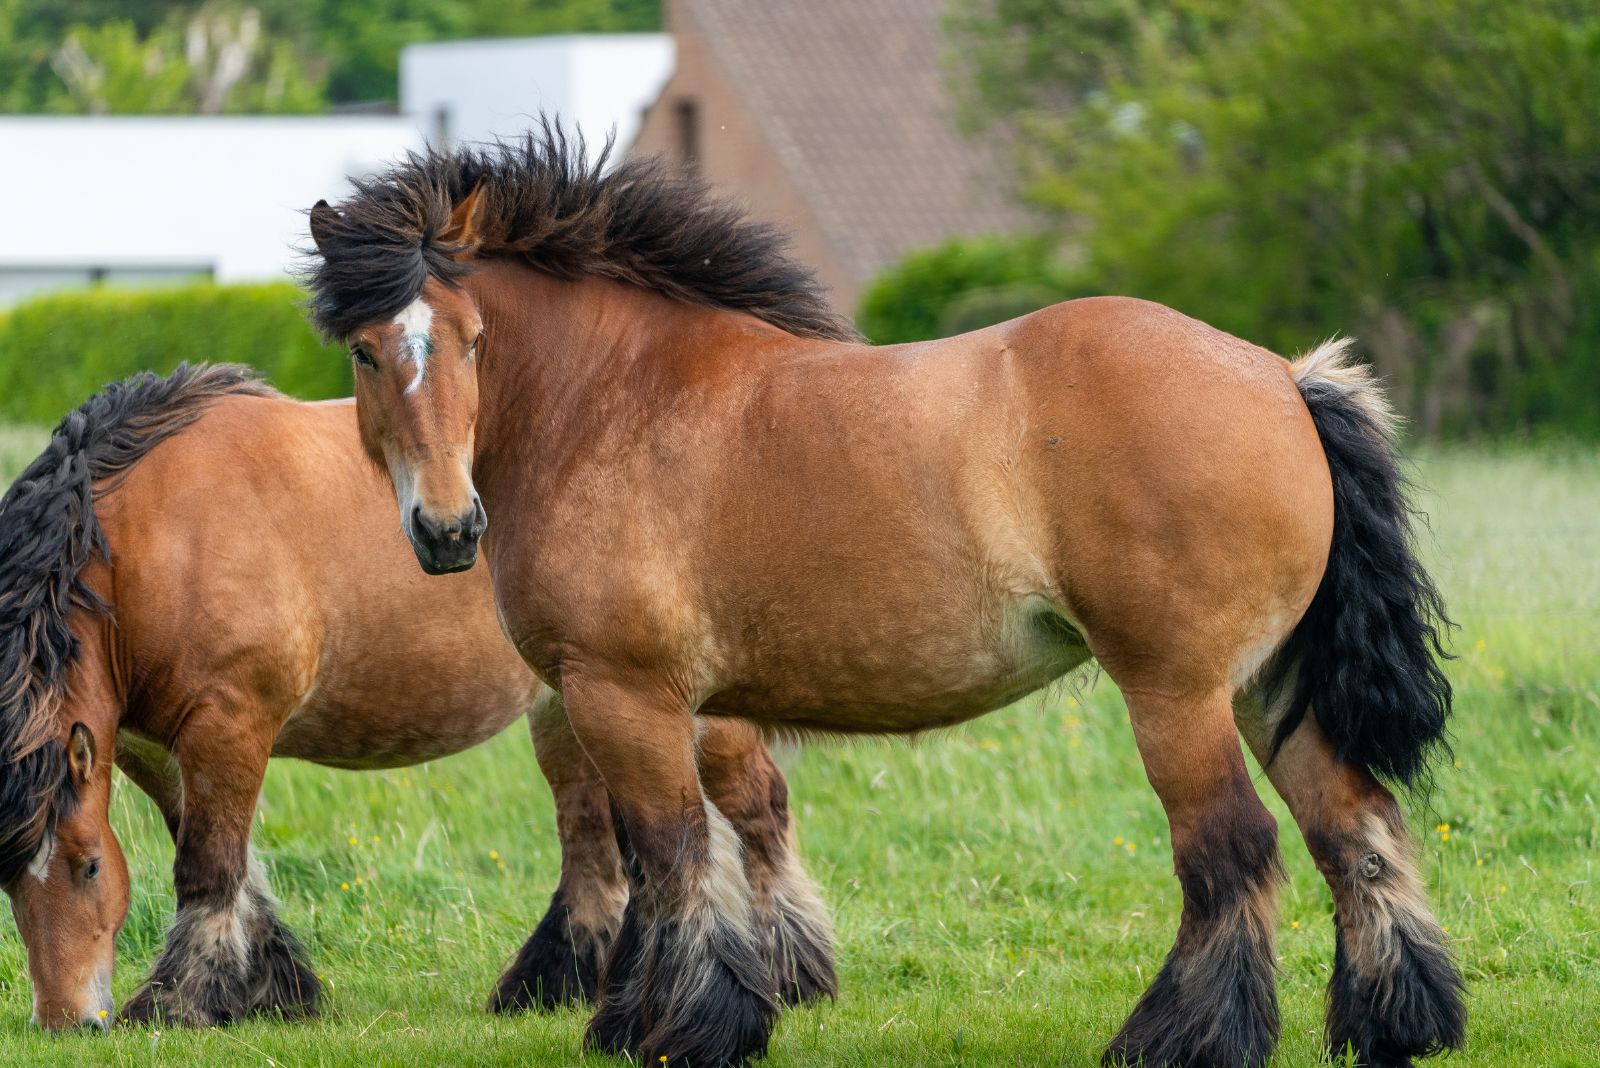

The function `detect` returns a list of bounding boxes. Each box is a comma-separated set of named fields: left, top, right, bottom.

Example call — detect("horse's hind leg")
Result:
left=1105, top=686, right=1283, bottom=1068
left=121, top=704, right=318, bottom=1026
left=697, top=719, right=836, bottom=1005
left=488, top=692, right=628, bottom=1012
left=1237, top=699, right=1464, bottom=1067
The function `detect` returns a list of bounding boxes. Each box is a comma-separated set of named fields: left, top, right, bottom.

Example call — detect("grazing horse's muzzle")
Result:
left=408, top=495, right=487, bottom=574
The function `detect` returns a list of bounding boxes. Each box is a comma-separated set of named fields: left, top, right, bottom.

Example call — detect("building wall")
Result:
left=630, top=3, right=854, bottom=307
left=0, top=116, right=424, bottom=304
left=400, top=34, right=673, bottom=161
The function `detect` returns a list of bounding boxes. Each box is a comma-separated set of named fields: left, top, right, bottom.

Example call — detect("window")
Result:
left=675, top=98, right=700, bottom=175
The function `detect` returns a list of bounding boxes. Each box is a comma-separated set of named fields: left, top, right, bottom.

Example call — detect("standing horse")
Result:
left=306, top=130, right=1465, bottom=1068
left=0, top=365, right=833, bottom=1030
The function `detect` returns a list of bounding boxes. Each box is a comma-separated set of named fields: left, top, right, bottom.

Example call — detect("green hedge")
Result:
left=0, top=282, right=349, bottom=425
left=856, top=235, right=1088, bottom=345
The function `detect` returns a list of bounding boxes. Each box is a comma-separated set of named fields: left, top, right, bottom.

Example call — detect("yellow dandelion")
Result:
left=1290, top=921, right=1300, bottom=930
left=1475, top=858, right=1484, bottom=867
left=1474, top=638, right=1485, bottom=653
left=371, top=835, right=381, bottom=844
left=489, top=849, right=500, bottom=861
left=347, top=836, right=358, bottom=846
left=1442, top=927, right=1450, bottom=934
left=1125, top=842, right=1137, bottom=854
left=97, top=1009, right=108, bottom=1020
left=340, top=882, right=350, bottom=891
left=1498, top=885, right=1507, bottom=894
left=354, top=876, right=364, bottom=886
left=1441, top=832, right=1450, bottom=842
left=1113, top=836, right=1124, bottom=846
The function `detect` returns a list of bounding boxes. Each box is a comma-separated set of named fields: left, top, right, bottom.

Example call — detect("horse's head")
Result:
left=4, top=723, right=128, bottom=1030
left=310, top=186, right=489, bottom=575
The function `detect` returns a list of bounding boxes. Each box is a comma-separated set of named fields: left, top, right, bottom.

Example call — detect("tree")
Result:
left=947, top=0, right=1600, bottom=436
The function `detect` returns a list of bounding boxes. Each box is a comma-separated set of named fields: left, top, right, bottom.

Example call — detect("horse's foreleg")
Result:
left=697, top=718, right=836, bottom=1006
left=114, top=734, right=183, bottom=842
left=488, top=692, right=628, bottom=1012
left=1238, top=699, right=1465, bottom=1068
left=564, top=676, right=778, bottom=1068
left=1105, top=687, right=1283, bottom=1068
left=121, top=708, right=317, bottom=1026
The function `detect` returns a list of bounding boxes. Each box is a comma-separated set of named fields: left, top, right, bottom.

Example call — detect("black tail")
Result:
left=0, top=364, right=275, bottom=885
left=1262, top=340, right=1454, bottom=787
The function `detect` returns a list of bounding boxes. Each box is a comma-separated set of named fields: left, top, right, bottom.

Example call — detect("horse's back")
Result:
left=92, top=393, right=538, bottom=763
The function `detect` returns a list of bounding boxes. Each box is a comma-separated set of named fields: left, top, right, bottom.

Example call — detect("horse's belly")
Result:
left=711, top=594, right=1093, bottom=731
left=271, top=682, right=539, bottom=769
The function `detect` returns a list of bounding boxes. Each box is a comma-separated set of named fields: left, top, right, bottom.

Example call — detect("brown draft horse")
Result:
left=0, top=366, right=832, bottom=1031
left=307, top=130, right=1465, bottom=1068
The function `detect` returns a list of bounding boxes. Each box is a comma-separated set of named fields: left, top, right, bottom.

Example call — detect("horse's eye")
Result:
left=81, top=858, right=100, bottom=882
left=351, top=345, right=377, bottom=369
left=468, top=332, right=483, bottom=358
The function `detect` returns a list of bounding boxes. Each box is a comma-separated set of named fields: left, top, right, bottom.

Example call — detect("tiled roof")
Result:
left=681, top=0, right=1028, bottom=287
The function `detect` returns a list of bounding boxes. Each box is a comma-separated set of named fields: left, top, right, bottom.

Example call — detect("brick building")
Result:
left=630, top=0, right=1027, bottom=313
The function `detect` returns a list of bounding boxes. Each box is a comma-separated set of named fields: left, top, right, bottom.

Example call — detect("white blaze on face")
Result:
left=27, top=832, right=55, bottom=884
left=392, top=297, right=435, bottom=395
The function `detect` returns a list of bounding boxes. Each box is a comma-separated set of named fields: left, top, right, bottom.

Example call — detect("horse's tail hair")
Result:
left=1260, top=339, right=1454, bottom=788
left=0, top=364, right=276, bottom=884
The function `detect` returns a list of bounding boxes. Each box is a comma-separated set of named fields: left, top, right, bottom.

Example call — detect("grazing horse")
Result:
left=306, top=130, right=1465, bottom=1068
left=0, top=365, right=832, bottom=1031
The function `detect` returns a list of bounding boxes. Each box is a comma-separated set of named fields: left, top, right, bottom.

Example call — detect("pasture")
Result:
left=0, top=437, right=1595, bottom=1066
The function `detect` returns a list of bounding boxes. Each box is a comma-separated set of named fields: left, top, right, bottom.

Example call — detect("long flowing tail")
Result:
left=0, top=364, right=275, bottom=884
left=1261, top=339, right=1454, bottom=786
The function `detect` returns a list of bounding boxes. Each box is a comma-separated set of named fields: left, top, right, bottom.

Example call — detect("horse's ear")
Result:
left=309, top=199, right=341, bottom=256
left=440, top=182, right=488, bottom=258
left=66, top=723, right=95, bottom=786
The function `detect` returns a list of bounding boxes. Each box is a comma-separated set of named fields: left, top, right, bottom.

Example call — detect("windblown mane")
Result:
left=303, top=121, right=861, bottom=343
left=0, top=364, right=277, bottom=885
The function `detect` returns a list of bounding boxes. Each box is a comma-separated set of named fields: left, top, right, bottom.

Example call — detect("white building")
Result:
left=0, top=34, right=673, bottom=306
left=400, top=34, right=673, bottom=162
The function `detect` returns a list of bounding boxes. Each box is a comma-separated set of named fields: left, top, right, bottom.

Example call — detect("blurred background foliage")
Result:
left=923, top=0, right=1600, bottom=437
left=0, top=0, right=660, bottom=113
left=1, top=0, right=1595, bottom=438
left=0, top=282, right=347, bottom=423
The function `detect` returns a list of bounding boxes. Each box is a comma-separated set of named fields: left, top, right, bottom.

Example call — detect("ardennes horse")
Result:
left=307, top=131, right=1464, bottom=1068
left=0, top=365, right=833, bottom=1030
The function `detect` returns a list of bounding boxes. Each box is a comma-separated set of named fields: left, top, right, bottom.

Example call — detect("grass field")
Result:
left=1, top=436, right=1596, bottom=1067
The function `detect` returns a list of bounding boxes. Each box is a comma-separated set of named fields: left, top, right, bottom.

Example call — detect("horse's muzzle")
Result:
left=409, top=496, right=487, bottom=575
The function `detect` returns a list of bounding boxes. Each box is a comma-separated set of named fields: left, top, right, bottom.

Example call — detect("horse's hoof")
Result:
left=487, top=889, right=605, bottom=1013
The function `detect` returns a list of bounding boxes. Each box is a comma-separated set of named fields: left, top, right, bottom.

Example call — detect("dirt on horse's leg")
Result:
left=697, top=718, right=836, bottom=1006
left=488, top=694, right=628, bottom=1012
left=1238, top=699, right=1465, bottom=1067
left=1105, top=686, right=1283, bottom=1068
left=121, top=706, right=318, bottom=1026
left=565, top=676, right=778, bottom=1068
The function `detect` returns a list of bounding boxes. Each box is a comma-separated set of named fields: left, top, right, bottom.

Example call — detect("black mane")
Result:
left=0, top=364, right=275, bottom=886
left=302, top=121, right=860, bottom=343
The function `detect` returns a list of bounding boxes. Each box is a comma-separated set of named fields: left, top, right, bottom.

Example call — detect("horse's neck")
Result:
left=470, top=265, right=758, bottom=463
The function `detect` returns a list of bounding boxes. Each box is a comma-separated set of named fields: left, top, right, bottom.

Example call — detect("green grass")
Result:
left=1, top=439, right=1596, bottom=1066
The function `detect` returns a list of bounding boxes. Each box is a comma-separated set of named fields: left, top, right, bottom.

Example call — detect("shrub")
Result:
left=855, top=235, right=1086, bottom=344
left=0, top=281, right=348, bottom=424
